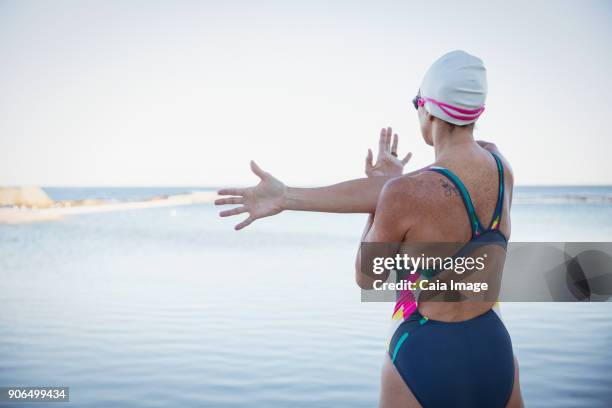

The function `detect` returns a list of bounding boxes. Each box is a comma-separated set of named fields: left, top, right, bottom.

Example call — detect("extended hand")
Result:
left=365, top=127, right=412, bottom=178
left=215, top=161, right=286, bottom=230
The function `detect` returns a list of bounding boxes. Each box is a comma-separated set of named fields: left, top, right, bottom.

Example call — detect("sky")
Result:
left=1, top=0, right=611, bottom=187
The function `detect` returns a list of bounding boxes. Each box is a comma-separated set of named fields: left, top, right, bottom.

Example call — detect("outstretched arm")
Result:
left=215, top=127, right=414, bottom=230
left=283, top=177, right=391, bottom=213
left=216, top=166, right=391, bottom=230
left=216, top=134, right=504, bottom=231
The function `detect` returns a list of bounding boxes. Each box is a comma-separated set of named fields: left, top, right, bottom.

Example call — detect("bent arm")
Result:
left=355, top=178, right=412, bottom=289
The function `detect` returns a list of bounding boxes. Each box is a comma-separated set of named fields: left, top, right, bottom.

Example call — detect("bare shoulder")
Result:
left=372, top=173, right=439, bottom=237
left=478, top=141, right=514, bottom=186
left=378, top=172, right=443, bottom=215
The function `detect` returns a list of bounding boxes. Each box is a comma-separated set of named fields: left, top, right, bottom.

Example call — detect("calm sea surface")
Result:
left=1, top=187, right=612, bottom=407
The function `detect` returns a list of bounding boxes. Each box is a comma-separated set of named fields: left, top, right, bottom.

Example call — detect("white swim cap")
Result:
left=419, top=50, right=487, bottom=125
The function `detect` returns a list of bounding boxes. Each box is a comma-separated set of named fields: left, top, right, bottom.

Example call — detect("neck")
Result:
left=432, top=121, right=476, bottom=160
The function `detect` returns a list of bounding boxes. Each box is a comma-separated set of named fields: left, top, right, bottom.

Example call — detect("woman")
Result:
left=216, top=50, right=524, bottom=407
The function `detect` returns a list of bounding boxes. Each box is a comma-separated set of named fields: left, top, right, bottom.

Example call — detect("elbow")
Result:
left=356, top=278, right=371, bottom=290
left=356, top=274, right=369, bottom=290
left=355, top=272, right=378, bottom=290
left=355, top=257, right=371, bottom=290
left=355, top=250, right=380, bottom=290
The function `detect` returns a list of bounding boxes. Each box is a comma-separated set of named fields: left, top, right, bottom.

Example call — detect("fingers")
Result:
left=214, top=196, right=244, bottom=206
left=250, top=160, right=267, bottom=180
left=378, top=128, right=386, bottom=155
left=235, top=215, right=255, bottom=230
left=379, top=127, right=393, bottom=154
left=401, top=152, right=413, bottom=165
left=366, top=148, right=373, bottom=171
left=218, top=188, right=246, bottom=196
left=220, top=206, right=248, bottom=217
left=391, top=133, right=398, bottom=155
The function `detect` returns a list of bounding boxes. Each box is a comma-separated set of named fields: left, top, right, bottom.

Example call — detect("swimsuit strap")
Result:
left=426, top=151, right=505, bottom=239
left=487, top=152, right=505, bottom=231
left=426, top=166, right=483, bottom=239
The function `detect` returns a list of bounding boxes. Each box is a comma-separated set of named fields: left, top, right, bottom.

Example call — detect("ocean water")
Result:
left=1, top=187, right=612, bottom=407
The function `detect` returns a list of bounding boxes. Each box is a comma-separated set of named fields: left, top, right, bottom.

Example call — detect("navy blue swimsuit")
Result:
left=388, top=152, right=515, bottom=407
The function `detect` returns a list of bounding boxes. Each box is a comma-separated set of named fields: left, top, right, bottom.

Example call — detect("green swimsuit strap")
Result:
left=426, top=151, right=505, bottom=239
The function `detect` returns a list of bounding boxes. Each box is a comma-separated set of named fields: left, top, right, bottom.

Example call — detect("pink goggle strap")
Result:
left=420, top=97, right=485, bottom=121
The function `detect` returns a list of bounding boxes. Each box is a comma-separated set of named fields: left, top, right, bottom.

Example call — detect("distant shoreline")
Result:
left=0, top=191, right=217, bottom=224
left=2, top=185, right=611, bottom=225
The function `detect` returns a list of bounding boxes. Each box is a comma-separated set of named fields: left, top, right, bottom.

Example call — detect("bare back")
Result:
left=395, top=144, right=513, bottom=322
